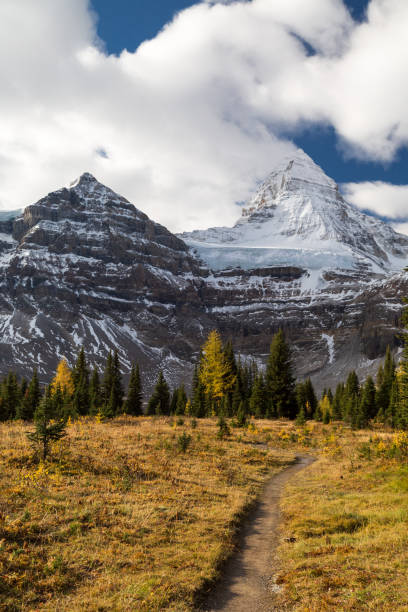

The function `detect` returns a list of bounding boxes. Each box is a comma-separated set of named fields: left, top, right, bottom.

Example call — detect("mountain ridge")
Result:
left=0, top=156, right=406, bottom=394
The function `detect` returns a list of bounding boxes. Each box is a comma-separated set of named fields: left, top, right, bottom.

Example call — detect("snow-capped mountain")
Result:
left=0, top=156, right=407, bottom=393
left=180, top=150, right=408, bottom=276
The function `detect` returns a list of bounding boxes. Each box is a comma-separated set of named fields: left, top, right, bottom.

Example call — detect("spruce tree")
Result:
left=89, top=369, right=101, bottom=415
left=16, top=369, right=41, bottom=421
left=360, top=376, right=376, bottom=424
left=191, top=366, right=206, bottom=417
left=376, top=346, right=395, bottom=419
left=1, top=373, right=20, bottom=421
left=231, top=378, right=243, bottom=416
left=175, top=385, right=188, bottom=415
left=332, top=383, right=344, bottom=420
left=265, top=330, right=297, bottom=419
left=72, top=348, right=90, bottom=415
left=124, top=364, right=143, bottom=416
left=249, top=374, right=267, bottom=418
left=102, top=350, right=123, bottom=416
left=146, top=371, right=170, bottom=415
left=27, top=389, right=66, bottom=461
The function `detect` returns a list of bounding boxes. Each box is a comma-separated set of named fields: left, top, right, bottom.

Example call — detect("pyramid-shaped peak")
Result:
left=265, top=148, right=337, bottom=190
left=69, top=172, right=100, bottom=189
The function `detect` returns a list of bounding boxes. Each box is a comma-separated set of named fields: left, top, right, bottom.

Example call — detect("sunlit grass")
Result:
left=0, top=417, right=293, bottom=611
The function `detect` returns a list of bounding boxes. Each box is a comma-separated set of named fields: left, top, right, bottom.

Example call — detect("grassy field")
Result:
left=0, top=417, right=294, bottom=611
left=275, top=422, right=408, bottom=611
left=2, top=417, right=407, bottom=611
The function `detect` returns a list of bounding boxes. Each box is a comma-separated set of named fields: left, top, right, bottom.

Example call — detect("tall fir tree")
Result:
left=72, top=348, right=90, bottom=416
left=358, top=376, right=376, bottom=428
left=146, top=371, right=171, bottom=415
left=265, top=329, right=297, bottom=419
left=376, top=346, right=395, bottom=419
left=191, top=365, right=206, bottom=417
left=89, top=369, right=101, bottom=415
left=16, top=369, right=41, bottom=421
left=249, top=374, right=267, bottom=418
left=124, top=364, right=143, bottom=416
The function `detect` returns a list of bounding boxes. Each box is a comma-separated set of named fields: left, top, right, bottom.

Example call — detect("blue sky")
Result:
left=1, top=0, right=407, bottom=233
left=91, top=0, right=406, bottom=191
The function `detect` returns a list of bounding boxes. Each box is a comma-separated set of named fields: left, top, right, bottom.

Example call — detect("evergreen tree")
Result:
left=16, top=369, right=41, bottom=421
left=146, top=371, right=171, bottom=415
left=102, top=350, right=123, bottom=416
left=124, top=364, right=143, bottom=416
left=71, top=352, right=89, bottom=416
left=170, top=389, right=178, bottom=415
left=89, top=369, right=101, bottom=415
left=27, top=390, right=67, bottom=461
left=376, top=346, right=395, bottom=419
left=332, top=383, right=344, bottom=420
left=1, top=373, right=20, bottom=421
left=175, top=385, right=188, bottom=415
left=249, top=374, right=267, bottom=418
left=231, top=378, right=243, bottom=416
left=265, top=329, right=297, bottom=419
left=359, top=376, right=376, bottom=425
left=72, top=348, right=90, bottom=415
left=191, top=366, right=206, bottom=418
left=386, top=378, right=400, bottom=427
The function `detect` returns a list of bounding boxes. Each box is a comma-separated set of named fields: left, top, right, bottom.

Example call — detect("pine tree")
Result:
left=101, top=350, right=123, bottom=417
left=27, top=390, right=67, bottom=461
left=332, top=383, right=344, bottom=420
left=89, top=369, right=101, bottom=415
left=124, top=364, right=143, bottom=416
left=146, top=371, right=170, bottom=415
left=265, top=329, right=297, bottom=419
left=175, top=385, right=188, bottom=415
left=1, top=373, right=20, bottom=421
left=191, top=366, right=206, bottom=418
left=376, top=346, right=395, bottom=419
left=359, top=376, right=376, bottom=425
left=249, top=374, right=267, bottom=418
left=16, top=369, right=41, bottom=421
left=72, top=348, right=90, bottom=416
left=231, top=377, right=243, bottom=416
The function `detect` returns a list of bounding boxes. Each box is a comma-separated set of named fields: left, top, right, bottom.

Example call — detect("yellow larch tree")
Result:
left=51, top=359, right=75, bottom=395
left=199, top=330, right=235, bottom=402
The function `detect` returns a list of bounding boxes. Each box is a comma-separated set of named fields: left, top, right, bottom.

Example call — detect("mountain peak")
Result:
left=179, top=150, right=408, bottom=273
left=69, top=172, right=99, bottom=189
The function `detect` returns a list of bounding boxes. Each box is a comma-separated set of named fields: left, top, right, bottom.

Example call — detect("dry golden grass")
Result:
left=0, top=416, right=293, bottom=611
left=273, top=422, right=408, bottom=611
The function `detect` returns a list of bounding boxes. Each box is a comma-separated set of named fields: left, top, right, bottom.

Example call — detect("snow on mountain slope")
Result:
left=179, top=150, right=408, bottom=274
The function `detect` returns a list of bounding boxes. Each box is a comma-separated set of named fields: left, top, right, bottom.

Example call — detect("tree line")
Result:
left=1, top=328, right=408, bottom=431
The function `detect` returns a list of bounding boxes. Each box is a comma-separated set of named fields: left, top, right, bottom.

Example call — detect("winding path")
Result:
left=202, top=455, right=314, bottom=612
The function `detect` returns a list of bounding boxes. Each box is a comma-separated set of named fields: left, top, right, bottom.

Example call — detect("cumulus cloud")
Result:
left=0, top=0, right=408, bottom=231
left=343, top=181, right=408, bottom=233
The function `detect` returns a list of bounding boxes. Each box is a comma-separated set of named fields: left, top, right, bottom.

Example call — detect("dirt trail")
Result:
left=201, top=455, right=314, bottom=612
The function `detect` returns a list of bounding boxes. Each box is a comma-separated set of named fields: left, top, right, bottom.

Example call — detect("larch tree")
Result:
left=51, top=359, right=75, bottom=396
left=199, top=330, right=236, bottom=411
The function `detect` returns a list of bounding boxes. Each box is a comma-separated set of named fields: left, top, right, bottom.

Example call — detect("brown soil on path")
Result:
left=200, top=455, right=315, bottom=612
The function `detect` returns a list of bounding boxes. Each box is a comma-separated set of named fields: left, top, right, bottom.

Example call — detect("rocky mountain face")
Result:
left=0, top=153, right=407, bottom=393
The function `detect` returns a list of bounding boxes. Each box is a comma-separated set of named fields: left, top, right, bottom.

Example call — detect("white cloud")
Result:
left=0, top=0, right=408, bottom=231
left=343, top=180, right=408, bottom=218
